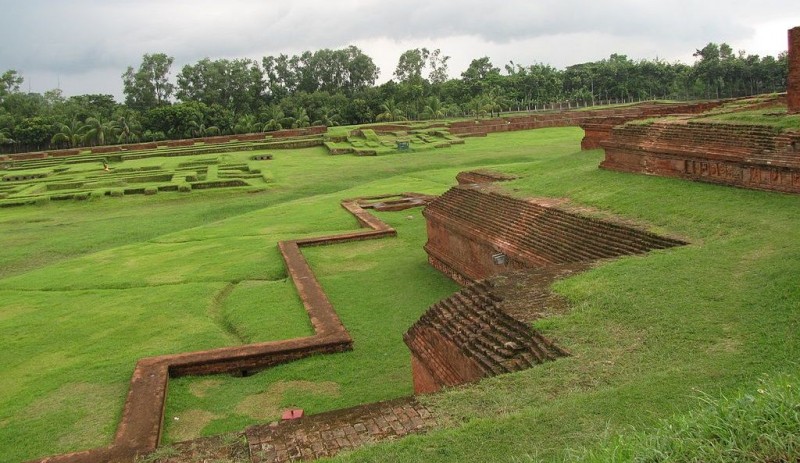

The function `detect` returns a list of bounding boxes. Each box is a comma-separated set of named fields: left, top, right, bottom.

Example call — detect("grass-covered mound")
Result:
left=0, top=126, right=798, bottom=462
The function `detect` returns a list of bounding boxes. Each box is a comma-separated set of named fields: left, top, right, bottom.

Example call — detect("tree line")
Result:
left=0, top=42, right=788, bottom=152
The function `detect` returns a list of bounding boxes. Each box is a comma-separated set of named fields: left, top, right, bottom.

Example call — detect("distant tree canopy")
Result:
left=0, top=42, right=789, bottom=152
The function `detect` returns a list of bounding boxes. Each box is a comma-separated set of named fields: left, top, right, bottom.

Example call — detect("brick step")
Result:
left=429, top=193, right=665, bottom=263
left=431, top=297, right=516, bottom=375
left=461, top=188, right=676, bottom=252
left=451, top=293, right=532, bottom=345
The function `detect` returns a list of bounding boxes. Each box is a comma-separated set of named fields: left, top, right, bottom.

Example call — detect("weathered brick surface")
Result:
left=600, top=120, right=800, bottom=193
left=404, top=279, right=569, bottom=393
left=442, top=100, right=722, bottom=148
left=423, top=185, right=685, bottom=283
left=456, top=169, right=519, bottom=185
left=246, top=398, right=437, bottom=463
left=789, top=27, right=800, bottom=114
left=409, top=181, right=685, bottom=394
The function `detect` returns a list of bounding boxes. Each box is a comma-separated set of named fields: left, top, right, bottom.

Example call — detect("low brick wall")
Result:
left=404, top=277, right=569, bottom=394
left=600, top=121, right=800, bottom=193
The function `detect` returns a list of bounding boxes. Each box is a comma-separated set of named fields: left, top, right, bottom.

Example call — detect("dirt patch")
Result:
left=491, top=265, right=590, bottom=323
left=188, top=379, right=224, bottom=398
left=169, top=409, right=219, bottom=443
left=136, top=432, right=249, bottom=463
left=235, top=381, right=340, bottom=420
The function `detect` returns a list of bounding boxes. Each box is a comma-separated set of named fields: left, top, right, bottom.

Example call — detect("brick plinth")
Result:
left=600, top=121, right=800, bottom=193
left=789, top=27, right=800, bottom=114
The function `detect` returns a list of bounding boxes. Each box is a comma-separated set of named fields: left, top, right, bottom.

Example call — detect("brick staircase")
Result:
left=410, top=181, right=686, bottom=393
left=404, top=279, right=568, bottom=389
left=424, top=185, right=685, bottom=274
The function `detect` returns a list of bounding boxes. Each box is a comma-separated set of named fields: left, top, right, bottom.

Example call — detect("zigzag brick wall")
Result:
left=790, top=27, right=800, bottom=114
left=600, top=121, right=800, bottom=193
left=27, top=194, right=434, bottom=463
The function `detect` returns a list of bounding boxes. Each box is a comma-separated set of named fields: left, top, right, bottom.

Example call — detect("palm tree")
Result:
left=114, top=116, right=141, bottom=144
left=468, top=95, right=489, bottom=118
left=292, top=108, right=310, bottom=128
left=234, top=114, right=261, bottom=134
left=376, top=99, right=407, bottom=122
left=51, top=118, right=84, bottom=148
left=312, top=106, right=341, bottom=127
left=482, top=89, right=504, bottom=117
left=80, top=117, right=118, bottom=146
left=188, top=120, right=220, bottom=138
left=261, top=105, right=285, bottom=132
left=421, top=97, right=445, bottom=120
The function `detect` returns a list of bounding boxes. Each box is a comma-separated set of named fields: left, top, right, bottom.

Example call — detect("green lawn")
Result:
left=0, top=126, right=798, bottom=462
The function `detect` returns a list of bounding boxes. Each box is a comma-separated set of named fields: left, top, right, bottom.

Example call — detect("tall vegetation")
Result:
left=0, top=42, right=788, bottom=152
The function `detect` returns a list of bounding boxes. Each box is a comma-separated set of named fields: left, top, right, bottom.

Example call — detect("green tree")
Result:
left=394, top=48, right=430, bottom=83
left=13, top=116, right=58, bottom=148
left=428, top=49, right=451, bottom=85
left=376, top=99, right=406, bottom=122
left=0, top=70, right=23, bottom=104
left=233, top=114, right=261, bottom=134
left=51, top=118, right=84, bottom=148
left=176, top=58, right=264, bottom=115
left=421, top=96, right=444, bottom=120
left=80, top=117, right=118, bottom=146
left=291, top=107, right=310, bottom=128
left=122, top=53, right=175, bottom=110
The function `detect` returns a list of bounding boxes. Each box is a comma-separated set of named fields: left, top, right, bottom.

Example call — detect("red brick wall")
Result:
left=425, top=219, right=528, bottom=282
left=601, top=121, right=800, bottom=193
left=789, top=27, right=800, bottom=114
left=408, top=328, right=486, bottom=394
left=411, top=355, right=440, bottom=394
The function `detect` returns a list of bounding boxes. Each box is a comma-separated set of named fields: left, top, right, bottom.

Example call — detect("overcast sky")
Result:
left=2, top=0, right=799, bottom=101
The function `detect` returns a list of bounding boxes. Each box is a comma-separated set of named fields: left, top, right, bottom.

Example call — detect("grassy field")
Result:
left=0, top=126, right=798, bottom=462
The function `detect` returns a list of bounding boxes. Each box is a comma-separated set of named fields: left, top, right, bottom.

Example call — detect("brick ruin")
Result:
left=443, top=100, right=723, bottom=149
left=29, top=194, right=433, bottom=463
left=790, top=26, right=800, bottom=114
left=600, top=121, right=800, bottom=194
left=404, top=276, right=571, bottom=394
left=405, top=180, right=686, bottom=394
left=421, top=185, right=685, bottom=285
left=597, top=28, right=800, bottom=193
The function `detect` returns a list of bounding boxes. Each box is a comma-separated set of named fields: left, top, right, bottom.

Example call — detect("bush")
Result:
left=143, top=187, right=158, bottom=196
left=108, top=189, right=124, bottom=197
left=177, top=183, right=192, bottom=193
left=73, top=192, right=91, bottom=201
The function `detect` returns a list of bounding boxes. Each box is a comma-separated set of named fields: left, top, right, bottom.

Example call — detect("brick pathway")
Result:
left=246, top=398, right=437, bottom=463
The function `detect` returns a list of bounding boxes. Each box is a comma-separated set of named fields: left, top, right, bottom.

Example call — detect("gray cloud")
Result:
left=1, top=0, right=798, bottom=98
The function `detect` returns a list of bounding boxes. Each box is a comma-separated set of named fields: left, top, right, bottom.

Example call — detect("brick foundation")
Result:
left=600, top=121, right=800, bottom=193
left=423, top=184, right=685, bottom=284
left=406, top=180, right=685, bottom=394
